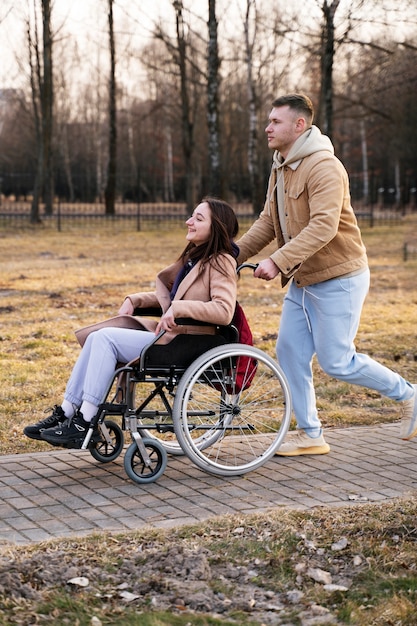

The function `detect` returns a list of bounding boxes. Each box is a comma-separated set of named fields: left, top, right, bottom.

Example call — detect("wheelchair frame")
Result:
left=79, top=264, right=292, bottom=484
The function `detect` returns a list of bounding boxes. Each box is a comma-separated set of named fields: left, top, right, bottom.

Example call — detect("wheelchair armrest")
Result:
left=133, top=306, right=163, bottom=316
left=174, top=317, right=213, bottom=326
left=133, top=310, right=224, bottom=331
left=135, top=317, right=238, bottom=372
left=175, top=318, right=238, bottom=343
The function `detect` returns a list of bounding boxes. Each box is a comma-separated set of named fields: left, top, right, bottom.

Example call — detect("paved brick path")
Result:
left=1, top=422, right=416, bottom=545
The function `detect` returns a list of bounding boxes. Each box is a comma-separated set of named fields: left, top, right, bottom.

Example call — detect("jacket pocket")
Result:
left=287, top=183, right=309, bottom=231
left=287, top=181, right=306, bottom=200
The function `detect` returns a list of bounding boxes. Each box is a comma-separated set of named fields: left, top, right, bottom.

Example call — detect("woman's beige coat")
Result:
left=126, top=254, right=237, bottom=339
left=76, top=254, right=237, bottom=347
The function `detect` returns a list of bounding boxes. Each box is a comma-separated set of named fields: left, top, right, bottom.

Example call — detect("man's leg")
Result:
left=310, top=270, right=412, bottom=400
left=277, top=280, right=321, bottom=435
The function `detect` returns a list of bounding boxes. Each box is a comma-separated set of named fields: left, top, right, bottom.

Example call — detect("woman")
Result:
left=24, top=197, right=239, bottom=447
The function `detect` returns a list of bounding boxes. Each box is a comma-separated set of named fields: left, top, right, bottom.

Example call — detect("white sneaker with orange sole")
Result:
left=400, top=384, right=417, bottom=440
left=275, top=429, right=330, bottom=456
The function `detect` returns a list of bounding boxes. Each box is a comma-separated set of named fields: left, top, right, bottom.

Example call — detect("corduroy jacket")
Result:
left=237, top=148, right=368, bottom=288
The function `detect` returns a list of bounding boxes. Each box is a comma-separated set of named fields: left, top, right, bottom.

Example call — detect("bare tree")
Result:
left=104, top=0, right=117, bottom=215
left=29, top=0, right=54, bottom=222
left=207, top=0, right=221, bottom=195
left=240, top=0, right=294, bottom=212
left=316, top=0, right=341, bottom=138
left=175, top=0, right=197, bottom=212
left=243, top=0, right=263, bottom=213
left=153, top=1, right=204, bottom=212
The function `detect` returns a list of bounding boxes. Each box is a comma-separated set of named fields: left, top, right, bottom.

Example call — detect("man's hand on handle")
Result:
left=253, top=258, right=280, bottom=281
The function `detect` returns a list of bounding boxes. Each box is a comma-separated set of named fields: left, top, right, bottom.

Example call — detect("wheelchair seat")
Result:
left=143, top=332, right=228, bottom=369
left=132, top=313, right=239, bottom=375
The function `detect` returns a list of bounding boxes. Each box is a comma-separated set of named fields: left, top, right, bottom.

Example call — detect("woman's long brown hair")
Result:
left=179, top=197, right=239, bottom=275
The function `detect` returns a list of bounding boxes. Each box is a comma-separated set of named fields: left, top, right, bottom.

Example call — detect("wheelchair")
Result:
left=79, top=264, right=292, bottom=484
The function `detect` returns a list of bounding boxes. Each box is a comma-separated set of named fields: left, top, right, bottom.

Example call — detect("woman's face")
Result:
left=185, top=202, right=212, bottom=246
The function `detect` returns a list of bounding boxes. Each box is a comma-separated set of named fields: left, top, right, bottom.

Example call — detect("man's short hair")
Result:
left=271, top=93, right=314, bottom=125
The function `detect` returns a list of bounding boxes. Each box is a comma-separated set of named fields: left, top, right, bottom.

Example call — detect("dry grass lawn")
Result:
left=1, top=218, right=417, bottom=455
left=1, top=218, right=417, bottom=625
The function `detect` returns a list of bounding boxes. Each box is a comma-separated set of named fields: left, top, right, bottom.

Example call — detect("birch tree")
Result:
left=104, top=0, right=117, bottom=215
left=243, top=0, right=262, bottom=213
left=316, top=0, right=341, bottom=138
left=207, top=0, right=221, bottom=196
left=29, top=0, right=54, bottom=222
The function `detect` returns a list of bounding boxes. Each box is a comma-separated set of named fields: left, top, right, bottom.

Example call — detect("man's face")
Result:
left=265, top=105, right=300, bottom=156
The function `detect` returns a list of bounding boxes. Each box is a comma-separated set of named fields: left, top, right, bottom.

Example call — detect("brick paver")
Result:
left=0, top=423, right=416, bottom=545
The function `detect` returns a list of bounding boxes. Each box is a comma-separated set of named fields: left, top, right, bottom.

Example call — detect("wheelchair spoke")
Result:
left=173, top=344, right=292, bottom=476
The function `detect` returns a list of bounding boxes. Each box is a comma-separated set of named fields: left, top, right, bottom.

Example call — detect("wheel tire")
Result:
left=173, top=344, right=292, bottom=476
left=89, top=420, right=124, bottom=463
left=123, top=438, right=167, bottom=484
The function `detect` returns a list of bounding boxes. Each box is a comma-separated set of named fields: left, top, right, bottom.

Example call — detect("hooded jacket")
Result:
left=237, top=125, right=368, bottom=287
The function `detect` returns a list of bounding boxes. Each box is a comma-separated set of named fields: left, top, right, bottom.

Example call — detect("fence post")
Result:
left=136, top=202, right=141, bottom=231
left=57, top=198, right=61, bottom=232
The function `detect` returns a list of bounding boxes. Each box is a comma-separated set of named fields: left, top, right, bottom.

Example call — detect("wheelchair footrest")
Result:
left=155, top=424, right=175, bottom=433
left=98, top=402, right=127, bottom=415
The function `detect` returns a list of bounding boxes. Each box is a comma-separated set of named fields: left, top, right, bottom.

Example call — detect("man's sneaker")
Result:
left=23, top=406, right=66, bottom=441
left=400, top=384, right=417, bottom=440
left=41, top=411, right=91, bottom=447
left=275, top=429, right=330, bottom=456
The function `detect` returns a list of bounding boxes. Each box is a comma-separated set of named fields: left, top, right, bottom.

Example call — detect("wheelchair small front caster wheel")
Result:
left=89, top=420, right=124, bottom=463
left=124, top=438, right=167, bottom=484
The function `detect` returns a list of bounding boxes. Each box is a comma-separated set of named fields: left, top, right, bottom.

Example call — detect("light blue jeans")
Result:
left=276, top=269, right=413, bottom=436
left=64, top=327, right=155, bottom=408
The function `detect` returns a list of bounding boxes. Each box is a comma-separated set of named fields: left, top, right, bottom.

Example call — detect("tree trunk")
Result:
left=360, top=119, right=369, bottom=206
left=29, top=0, right=54, bottom=222
left=104, top=0, right=117, bottom=216
left=244, top=0, right=263, bottom=214
left=61, top=124, right=75, bottom=202
left=317, top=0, right=340, bottom=139
left=42, top=0, right=54, bottom=214
left=207, top=0, right=222, bottom=196
left=175, top=1, right=197, bottom=214
left=164, top=124, right=175, bottom=201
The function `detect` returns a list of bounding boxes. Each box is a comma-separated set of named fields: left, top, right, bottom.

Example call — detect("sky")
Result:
left=0, top=0, right=237, bottom=86
left=1, top=0, right=415, bottom=89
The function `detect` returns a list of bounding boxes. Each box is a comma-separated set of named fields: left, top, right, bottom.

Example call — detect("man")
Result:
left=237, top=93, right=417, bottom=456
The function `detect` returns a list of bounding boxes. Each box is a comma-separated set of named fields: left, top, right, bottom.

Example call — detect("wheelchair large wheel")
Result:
left=89, top=420, right=124, bottom=463
left=124, top=438, right=167, bottom=484
left=172, top=344, right=292, bottom=477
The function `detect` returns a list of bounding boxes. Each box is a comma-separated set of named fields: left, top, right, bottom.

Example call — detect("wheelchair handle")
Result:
left=237, top=262, right=259, bottom=274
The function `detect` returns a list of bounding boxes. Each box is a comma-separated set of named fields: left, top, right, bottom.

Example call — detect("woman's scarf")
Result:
left=170, top=241, right=239, bottom=301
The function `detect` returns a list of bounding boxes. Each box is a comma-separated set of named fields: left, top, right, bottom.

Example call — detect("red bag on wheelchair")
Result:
left=229, top=302, right=257, bottom=392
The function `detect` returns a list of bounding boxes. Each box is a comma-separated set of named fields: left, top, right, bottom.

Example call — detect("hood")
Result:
left=273, top=125, right=334, bottom=170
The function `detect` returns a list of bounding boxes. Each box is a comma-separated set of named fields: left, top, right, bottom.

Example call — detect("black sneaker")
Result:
left=40, top=411, right=96, bottom=447
left=23, top=406, right=66, bottom=440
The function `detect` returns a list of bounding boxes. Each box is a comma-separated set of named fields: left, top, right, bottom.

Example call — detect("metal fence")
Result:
left=0, top=200, right=413, bottom=233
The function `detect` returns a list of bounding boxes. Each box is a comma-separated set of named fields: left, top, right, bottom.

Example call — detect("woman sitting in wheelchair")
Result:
left=23, top=197, right=239, bottom=447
